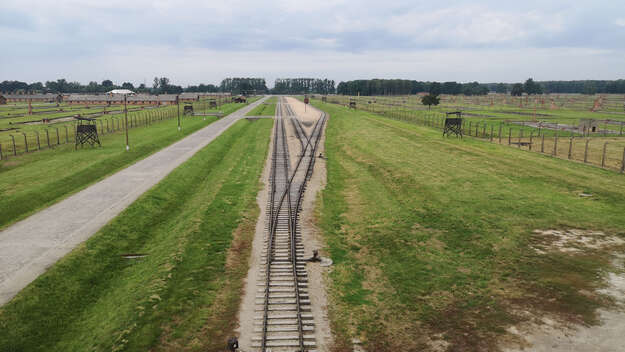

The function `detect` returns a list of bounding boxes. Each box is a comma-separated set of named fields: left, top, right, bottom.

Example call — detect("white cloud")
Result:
left=0, top=0, right=623, bottom=84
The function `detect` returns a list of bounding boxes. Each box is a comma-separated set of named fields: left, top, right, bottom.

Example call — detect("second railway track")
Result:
left=253, top=97, right=326, bottom=352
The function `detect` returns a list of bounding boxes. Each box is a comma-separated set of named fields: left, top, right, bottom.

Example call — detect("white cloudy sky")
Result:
left=1, top=0, right=624, bottom=86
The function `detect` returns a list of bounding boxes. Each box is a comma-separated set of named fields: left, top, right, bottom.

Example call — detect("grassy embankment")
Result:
left=327, top=96, right=625, bottom=171
left=0, top=101, right=253, bottom=230
left=311, top=101, right=625, bottom=351
left=0, top=118, right=273, bottom=351
left=246, top=96, right=277, bottom=116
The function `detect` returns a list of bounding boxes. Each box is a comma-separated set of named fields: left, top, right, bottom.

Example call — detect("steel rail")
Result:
left=260, top=97, right=325, bottom=352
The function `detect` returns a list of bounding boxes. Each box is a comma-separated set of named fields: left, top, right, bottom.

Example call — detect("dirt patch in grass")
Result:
left=532, top=229, right=625, bottom=254
left=502, top=253, right=625, bottom=352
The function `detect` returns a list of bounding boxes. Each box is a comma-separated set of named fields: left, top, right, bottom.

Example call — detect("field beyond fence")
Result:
left=319, top=96, right=625, bottom=173
left=0, top=98, right=254, bottom=161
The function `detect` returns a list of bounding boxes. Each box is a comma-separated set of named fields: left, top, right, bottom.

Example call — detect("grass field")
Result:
left=0, top=96, right=267, bottom=230
left=0, top=118, right=273, bottom=351
left=0, top=114, right=220, bottom=229
left=311, top=101, right=625, bottom=351
left=323, top=96, right=625, bottom=172
left=0, top=99, right=253, bottom=148
left=246, top=96, right=277, bottom=116
left=328, top=94, right=625, bottom=135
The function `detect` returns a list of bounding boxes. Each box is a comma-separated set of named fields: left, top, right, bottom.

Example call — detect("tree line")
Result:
left=0, top=77, right=257, bottom=95
left=272, top=78, right=335, bottom=94
left=336, top=79, right=490, bottom=96
left=3, top=77, right=625, bottom=96
left=0, top=77, right=186, bottom=95
left=219, top=78, right=268, bottom=95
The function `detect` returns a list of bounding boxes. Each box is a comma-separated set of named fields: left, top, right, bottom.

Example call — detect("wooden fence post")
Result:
left=65, top=126, right=69, bottom=143
left=482, top=124, right=486, bottom=137
left=541, top=133, right=545, bottom=153
left=46, top=129, right=51, bottom=148
left=601, top=142, right=608, bottom=168
left=35, top=131, right=41, bottom=150
left=568, top=137, right=573, bottom=159
left=553, top=134, right=558, bottom=156
left=475, top=123, right=479, bottom=137
left=529, top=132, right=533, bottom=150
left=490, top=126, right=494, bottom=142
left=518, top=129, right=523, bottom=148
left=468, top=121, right=472, bottom=136
left=11, top=135, right=16, bottom=156
left=498, top=123, right=502, bottom=144
left=0, top=144, right=3, bottom=160
left=621, top=147, right=625, bottom=173
left=23, top=133, right=28, bottom=153
left=508, top=128, right=512, bottom=145
left=584, top=139, right=590, bottom=163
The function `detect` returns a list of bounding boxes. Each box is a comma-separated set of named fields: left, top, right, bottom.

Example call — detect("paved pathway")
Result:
left=0, top=97, right=269, bottom=305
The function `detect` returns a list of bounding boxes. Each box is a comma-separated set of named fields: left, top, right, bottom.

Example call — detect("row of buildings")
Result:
left=0, top=92, right=231, bottom=106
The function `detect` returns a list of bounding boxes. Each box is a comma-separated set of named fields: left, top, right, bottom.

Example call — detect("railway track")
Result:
left=253, top=97, right=326, bottom=351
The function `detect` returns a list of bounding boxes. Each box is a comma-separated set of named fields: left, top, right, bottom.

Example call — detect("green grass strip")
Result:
left=0, top=102, right=255, bottom=230
left=311, top=101, right=625, bottom=351
left=0, top=118, right=272, bottom=351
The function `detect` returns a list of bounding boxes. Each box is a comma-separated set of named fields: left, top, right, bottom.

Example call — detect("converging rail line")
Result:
left=253, top=97, right=326, bottom=351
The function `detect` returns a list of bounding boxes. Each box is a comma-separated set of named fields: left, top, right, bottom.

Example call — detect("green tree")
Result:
left=583, top=81, right=597, bottom=95
left=421, top=94, right=440, bottom=110
left=511, top=83, right=524, bottom=96
left=121, top=82, right=135, bottom=90
left=429, top=82, right=442, bottom=96
left=495, top=83, right=508, bottom=94
left=523, top=78, right=543, bottom=95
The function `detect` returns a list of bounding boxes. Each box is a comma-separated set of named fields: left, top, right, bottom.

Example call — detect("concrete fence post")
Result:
left=508, top=128, right=512, bottom=145
left=35, top=131, right=40, bottom=150
left=621, top=147, right=625, bottom=173
left=568, top=137, right=573, bottom=159
left=553, top=134, right=558, bottom=156
left=56, top=128, right=60, bottom=145
left=490, top=126, right=494, bottom=142
left=11, top=135, right=16, bottom=156
left=529, top=132, right=534, bottom=150
left=23, top=133, right=28, bottom=153
left=0, top=143, right=3, bottom=160
left=584, top=139, right=590, bottom=163
left=498, top=123, right=502, bottom=144
left=46, top=129, right=51, bottom=148
left=601, top=142, right=608, bottom=168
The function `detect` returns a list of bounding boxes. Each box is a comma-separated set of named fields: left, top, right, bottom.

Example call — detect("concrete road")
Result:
left=0, top=96, right=269, bottom=305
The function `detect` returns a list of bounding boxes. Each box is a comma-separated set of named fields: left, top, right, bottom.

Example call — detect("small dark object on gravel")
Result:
left=307, top=250, right=322, bottom=262
left=227, top=337, right=239, bottom=351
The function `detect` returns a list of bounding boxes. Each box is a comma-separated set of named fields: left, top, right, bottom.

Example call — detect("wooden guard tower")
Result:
left=443, top=111, right=463, bottom=138
left=75, top=117, right=101, bottom=148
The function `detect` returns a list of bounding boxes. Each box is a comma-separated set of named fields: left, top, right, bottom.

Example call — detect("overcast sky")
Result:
left=1, top=0, right=624, bottom=87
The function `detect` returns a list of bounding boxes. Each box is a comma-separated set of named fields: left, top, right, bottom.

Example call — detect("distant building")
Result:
left=579, top=119, right=600, bottom=133
left=107, top=89, right=135, bottom=95
left=66, top=94, right=178, bottom=106
left=4, top=93, right=61, bottom=103
left=233, top=96, right=247, bottom=103
left=179, top=93, right=200, bottom=102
